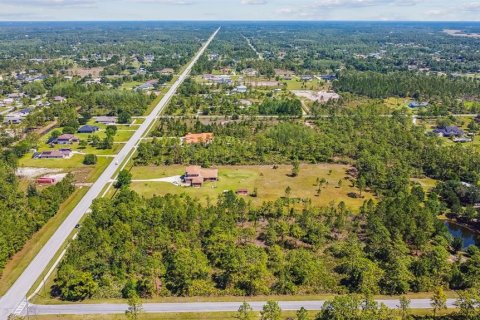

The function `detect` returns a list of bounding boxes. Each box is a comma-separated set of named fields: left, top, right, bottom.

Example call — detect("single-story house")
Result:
left=183, top=132, right=214, bottom=144
left=183, top=166, right=219, bottom=187
left=8, top=93, right=24, bottom=99
left=454, top=137, right=472, bottom=143
left=274, top=69, right=295, bottom=78
left=320, top=74, right=337, bottom=81
left=95, top=116, right=118, bottom=125
left=160, top=68, right=174, bottom=75
left=433, top=126, right=464, bottom=137
left=136, top=79, right=158, bottom=91
left=235, top=85, right=247, bottom=93
left=220, top=67, right=233, bottom=74
left=78, top=125, right=100, bottom=134
left=239, top=99, right=253, bottom=107
left=3, top=116, right=22, bottom=124
left=19, top=109, right=31, bottom=116
left=242, top=68, right=258, bottom=77
left=208, top=53, right=219, bottom=61
left=33, top=149, right=73, bottom=159
left=300, top=75, right=313, bottom=81
left=53, top=96, right=66, bottom=103
left=409, top=101, right=429, bottom=108
left=56, top=134, right=80, bottom=144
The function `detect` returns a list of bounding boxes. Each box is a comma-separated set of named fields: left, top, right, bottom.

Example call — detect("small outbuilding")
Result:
left=236, top=189, right=249, bottom=196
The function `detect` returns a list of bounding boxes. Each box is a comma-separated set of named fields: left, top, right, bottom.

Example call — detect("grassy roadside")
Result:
left=0, top=187, right=88, bottom=296
left=31, top=290, right=459, bottom=305
left=0, top=157, right=110, bottom=296
left=27, top=309, right=457, bottom=320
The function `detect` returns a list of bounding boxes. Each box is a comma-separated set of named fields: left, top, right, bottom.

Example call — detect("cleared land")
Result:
left=129, top=164, right=374, bottom=208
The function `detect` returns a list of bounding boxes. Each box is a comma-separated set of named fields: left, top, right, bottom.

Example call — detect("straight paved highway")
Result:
left=0, top=27, right=220, bottom=320
left=28, top=299, right=457, bottom=315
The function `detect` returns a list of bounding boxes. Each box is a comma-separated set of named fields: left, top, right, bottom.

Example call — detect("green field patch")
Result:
left=130, top=164, right=374, bottom=209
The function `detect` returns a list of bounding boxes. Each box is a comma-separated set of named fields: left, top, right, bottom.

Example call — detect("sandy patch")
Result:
left=246, top=81, right=281, bottom=87
left=67, top=67, right=104, bottom=77
left=16, top=167, right=63, bottom=178
left=132, top=175, right=183, bottom=185
left=293, top=90, right=340, bottom=102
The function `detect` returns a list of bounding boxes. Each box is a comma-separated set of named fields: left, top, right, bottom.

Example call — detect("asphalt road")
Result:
left=28, top=299, right=458, bottom=315
left=0, top=27, right=220, bottom=320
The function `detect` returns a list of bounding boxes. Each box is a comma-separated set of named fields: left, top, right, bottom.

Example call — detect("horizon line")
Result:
left=0, top=19, right=479, bottom=23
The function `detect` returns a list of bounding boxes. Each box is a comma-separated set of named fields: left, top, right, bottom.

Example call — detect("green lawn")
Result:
left=129, top=164, right=374, bottom=209
left=283, top=79, right=324, bottom=91
left=114, top=130, right=135, bottom=142
left=120, top=81, right=143, bottom=90
left=411, top=177, right=438, bottom=190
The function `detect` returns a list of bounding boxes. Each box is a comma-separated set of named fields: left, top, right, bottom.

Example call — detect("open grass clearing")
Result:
left=283, top=78, right=325, bottom=91
left=411, top=177, right=438, bottom=190
left=31, top=287, right=459, bottom=305
left=129, top=164, right=374, bottom=209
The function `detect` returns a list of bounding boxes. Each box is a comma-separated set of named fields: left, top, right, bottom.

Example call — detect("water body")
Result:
left=445, top=221, right=479, bottom=249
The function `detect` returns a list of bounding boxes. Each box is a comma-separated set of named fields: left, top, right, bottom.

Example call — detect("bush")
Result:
left=115, top=170, right=132, bottom=188
left=83, top=154, right=97, bottom=165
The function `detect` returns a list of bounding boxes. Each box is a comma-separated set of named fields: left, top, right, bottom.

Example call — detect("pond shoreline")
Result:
left=443, top=219, right=479, bottom=248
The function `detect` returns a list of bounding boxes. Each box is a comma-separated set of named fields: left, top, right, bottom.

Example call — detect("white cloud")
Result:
left=241, top=0, right=267, bottom=4
left=311, top=0, right=421, bottom=8
left=128, top=0, right=196, bottom=4
left=463, top=2, right=480, bottom=11
left=1, top=0, right=96, bottom=6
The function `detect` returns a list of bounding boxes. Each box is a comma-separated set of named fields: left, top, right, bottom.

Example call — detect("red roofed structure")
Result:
left=184, top=165, right=218, bottom=187
left=183, top=132, right=214, bottom=145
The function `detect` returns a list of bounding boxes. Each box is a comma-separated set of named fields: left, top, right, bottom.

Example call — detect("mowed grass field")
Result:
left=129, top=164, right=374, bottom=208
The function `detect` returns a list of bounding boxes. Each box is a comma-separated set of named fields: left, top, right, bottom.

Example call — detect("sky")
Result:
left=0, top=0, right=480, bottom=21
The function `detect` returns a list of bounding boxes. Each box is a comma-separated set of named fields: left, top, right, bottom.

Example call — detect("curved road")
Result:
left=27, top=299, right=457, bottom=315
left=0, top=27, right=220, bottom=320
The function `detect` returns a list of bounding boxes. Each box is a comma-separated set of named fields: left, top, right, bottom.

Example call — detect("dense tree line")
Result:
left=259, top=98, right=303, bottom=116
left=0, top=159, right=75, bottom=271
left=334, top=71, right=480, bottom=100
left=53, top=184, right=480, bottom=301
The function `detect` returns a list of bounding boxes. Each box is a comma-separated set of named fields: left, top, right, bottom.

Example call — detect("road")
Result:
left=27, top=299, right=458, bottom=315
left=243, top=34, right=263, bottom=60
left=0, top=27, right=220, bottom=320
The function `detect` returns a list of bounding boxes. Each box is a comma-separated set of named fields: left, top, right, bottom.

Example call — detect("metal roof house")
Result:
left=78, top=125, right=100, bottom=134
left=433, top=126, right=464, bottom=137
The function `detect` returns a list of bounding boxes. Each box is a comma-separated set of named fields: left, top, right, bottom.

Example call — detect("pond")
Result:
left=445, top=221, right=479, bottom=249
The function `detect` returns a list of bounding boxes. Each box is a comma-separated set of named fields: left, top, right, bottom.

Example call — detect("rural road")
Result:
left=27, top=299, right=458, bottom=315
left=0, top=27, right=220, bottom=320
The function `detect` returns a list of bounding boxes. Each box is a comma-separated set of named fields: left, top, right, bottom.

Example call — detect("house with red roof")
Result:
left=184, top=166, right=218, bottom=187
